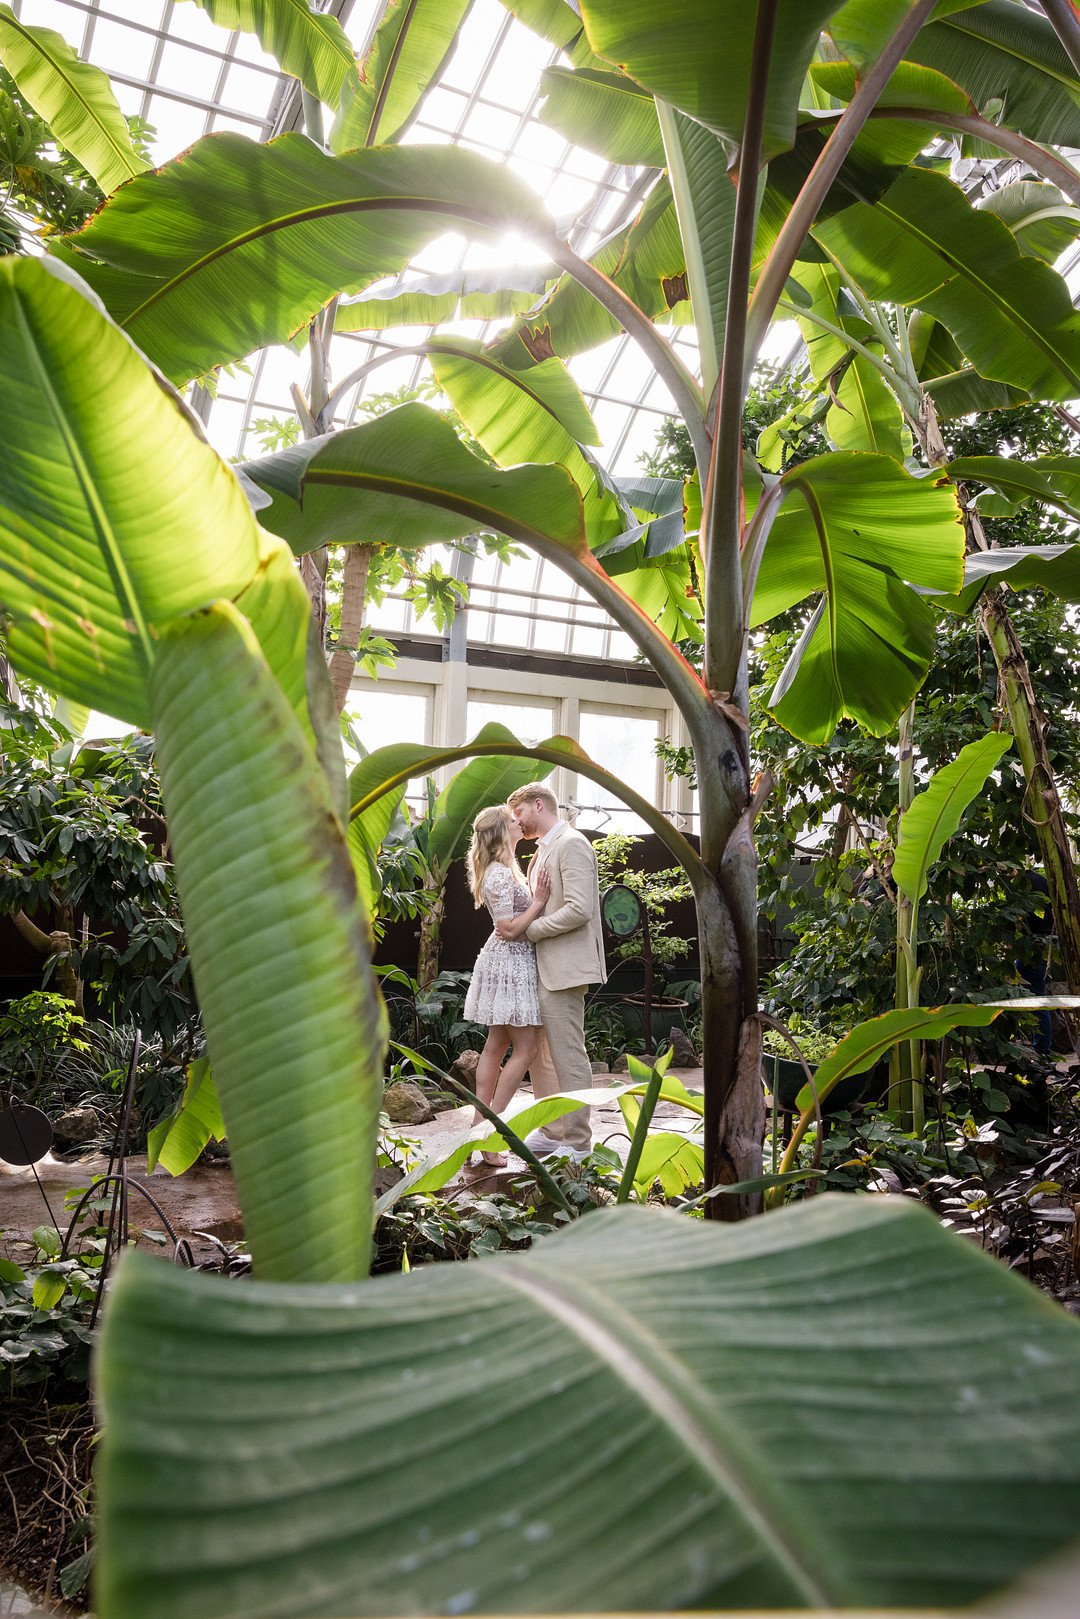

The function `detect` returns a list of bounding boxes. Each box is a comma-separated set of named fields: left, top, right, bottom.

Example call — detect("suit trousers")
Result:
left=530, top=982, right=593, bottom=1152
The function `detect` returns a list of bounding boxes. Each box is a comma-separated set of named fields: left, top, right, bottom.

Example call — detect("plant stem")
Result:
left=616, top=1059, right=667, bottom=1204
left=863, top=108, right=1080, bottom=209
left=1039, top=0, right=1080, bottom=80
left=744, top=0, right=939, bottom=387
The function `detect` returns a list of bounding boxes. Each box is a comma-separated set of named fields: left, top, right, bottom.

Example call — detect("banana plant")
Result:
left=4, top=7, right=1080, bottom=1614
left=12, top=0, right=1079, bottom=1206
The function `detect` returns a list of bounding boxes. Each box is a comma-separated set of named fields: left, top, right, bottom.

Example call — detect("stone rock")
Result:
left=383, top=1079, right=434, bottom=1125
left=610, top=1053, right=630, bottom=1074
left=666, top=1026, right=700, bottom=1066
left=449, top=1049, right=481, bottom=1086
left=52, top=1106, right=102, bottom=1147
left=427, top=1090, right=458, bottom=1114
left=374, top=1162, right=404, bottom=1197
left=590, top=1060, right=610, bottom=1075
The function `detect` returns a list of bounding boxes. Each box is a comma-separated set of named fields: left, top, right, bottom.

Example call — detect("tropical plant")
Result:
left=593, top=829, right=694, bottom=972
left=4, top=4, right=1080, bottom=1614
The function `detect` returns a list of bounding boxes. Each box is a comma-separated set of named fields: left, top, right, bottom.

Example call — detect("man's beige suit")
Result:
left=525, top=821, right=606, bottom=1151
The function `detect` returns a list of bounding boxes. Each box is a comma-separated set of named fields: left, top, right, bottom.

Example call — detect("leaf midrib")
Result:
left=0, top=10, right=142, bottom=184
left=108, top=195, right=540, bottom=330
left=874, top=189, right=1080, bottom=394
left=495, top=1260, right=836, bottom=1608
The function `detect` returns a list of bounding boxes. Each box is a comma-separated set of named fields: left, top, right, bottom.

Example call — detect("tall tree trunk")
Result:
left=892, top=701, right=923, bottom=1130
left=416, top=884, right=445, bottom=991
left=694, top=702, right=764, bottom=1220
left=913, top=392, right=1080, bottom=995
left=980, top=589, right=1080, bottom=994
left=328, top=544, right=375, bottom=712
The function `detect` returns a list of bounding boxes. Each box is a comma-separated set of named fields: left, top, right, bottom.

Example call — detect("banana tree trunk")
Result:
left=416, top=878, right=445, bottom=990
left=980, top=588, right=1080, bottom=996
left=892, top=701, right=923, bottom=1130
left=693, top=701, right=764, bottom=1220
left=911, top=390, right=1080, bottom=995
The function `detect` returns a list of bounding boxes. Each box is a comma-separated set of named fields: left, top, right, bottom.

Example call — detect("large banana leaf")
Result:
left=948, top=455, right=1080, bottom=520
left=892, top=732, right=1013, bottom=905
left=96, top=1196, right=1080, bottom=1617
left=52, top=136, right=552, bottom=384
left=428, top=340, right=628, bottom=549
left=658, top=108, right=734, bottom=399
left=961, top=543, right=1080, bottom=601
left=0, top=6, right=145, bottom=194
left=538, top=64, right=665, bottom=166
left=905, top=0, right=1080, bottom=148
left=578, top=0, right=846, bottom=162
left=180, top=0, right=358, bottom=107
left=826, top=0, right=990, bottom=67
left=347, top=728, right=705, bottom=882
left=784, top=263, right=906, bottom=460
left=751, top=452, right=965, bottom=741
left=331, top=0, right=472, bottom=151
left=240, top=403, right=584, bottom=557
left=336, top=264, right=555, bottom=333
left=979, top=181, right=1080, bottom=264
left=0, top=257, right=259, bottom=727
left=815, top=164, right=1080, bottom=401
left=499, top=0, right=612, bottom=71
left=150, top=602, right=385, bottom=1283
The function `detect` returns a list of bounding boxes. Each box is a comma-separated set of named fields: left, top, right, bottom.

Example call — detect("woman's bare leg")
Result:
left=489, top=1026, right=540, bottom=1118
left=472, top=1026, right=509, bottom=1127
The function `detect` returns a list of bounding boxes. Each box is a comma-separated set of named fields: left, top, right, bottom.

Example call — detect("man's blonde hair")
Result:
left=507, top=782, right=558, bottom=814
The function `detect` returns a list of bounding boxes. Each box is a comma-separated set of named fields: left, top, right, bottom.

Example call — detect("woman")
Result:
left=462, top=804, right=549, bottom=1167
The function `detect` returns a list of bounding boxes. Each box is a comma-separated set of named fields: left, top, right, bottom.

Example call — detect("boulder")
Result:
left=610, top=1053, right=630, bottom=1074
left=383, top=1079, right=434, bottom=1126
left=427, top=1090, right=459, bottom=1114
left=589, top=1060, right=610, bottom=1075
left=449, top=1049, right=481, bottom=1087
left=666, top=1026, right=700, bottom=1067
left=52, top=1106, right=102, bottom=1148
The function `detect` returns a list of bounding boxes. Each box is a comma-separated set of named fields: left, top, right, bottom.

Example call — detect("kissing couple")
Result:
left=461, top=782, right=607, bottom=1169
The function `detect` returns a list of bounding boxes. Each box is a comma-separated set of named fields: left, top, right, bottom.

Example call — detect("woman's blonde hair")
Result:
left=467, top=804, right=524, bottom=906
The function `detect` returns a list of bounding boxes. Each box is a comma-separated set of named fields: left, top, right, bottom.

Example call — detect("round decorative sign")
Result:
left=0, top=1100, right=54, bottom=1166
left=601, top=883, right=644, bottom=939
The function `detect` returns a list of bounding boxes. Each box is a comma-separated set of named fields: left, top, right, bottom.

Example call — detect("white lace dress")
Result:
left=463, top=863, right=542, bottom=1028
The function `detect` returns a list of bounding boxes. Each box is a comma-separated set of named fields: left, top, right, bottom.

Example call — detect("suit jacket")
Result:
left=525, top=821, right=607, bottom=991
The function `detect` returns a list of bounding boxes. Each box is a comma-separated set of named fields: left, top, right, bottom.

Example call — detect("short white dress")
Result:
left=463, top=863, right=542, bottom=1028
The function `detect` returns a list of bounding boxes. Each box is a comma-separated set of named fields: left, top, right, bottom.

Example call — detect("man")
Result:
left=497, top=782, right=606, bottom=1160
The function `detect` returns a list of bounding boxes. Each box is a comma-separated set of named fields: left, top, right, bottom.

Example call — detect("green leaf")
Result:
left=788, top=263, right=905, bottom=459
left=978, top=181, right=1080, bottom=265
left=336, top=264, right=556, bottom=333
left=32, top=1268, right=68, bottom=1311
left=793, top=999, right=1077, bottom=1114
left=961, top=543, right=1080, bottom=602
left=54, top=136, right=553, bottom=385
left=0, top=257, right=261, bottom=727
left=149, top=602, right=386, bottom=1282
left=657, top=106, right=735, bottom=400
left=815, top=163, right=1080, bottom=401
left=751, top=452, right=965, bottom=741
left=537, top=64, right=665, bottom=165
left=347, top=781, right=406, bottom=918
left=428, top=339, right=627, bottom=549
left=331, top=0, right=472, bottom=151
left=240, top=402, right=585, bottom=558
left=906, top=0, right=1080, bottom=148
left=579, top=0, right=846, bottom=162
left=96, top=1197, right=1080, bottom=1617
left=346, top=726, right=705, bottom=882
left=145, top=1057, right=226, bottom=1177
left=893, top=732, right=1013, bottom=905
left=947, top=455, right=1080, bottom=520
left=180, top=0, right=359, bottom=108
left=427, top=735, right=557, bottom=869
left=404, top=1087, right=605, bottom=1194
left=0, top=6, right=145, bottom=194
left=31, top=1225, right=61, bottom=1258
left=0, top=1258, right=26, bottom=1282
